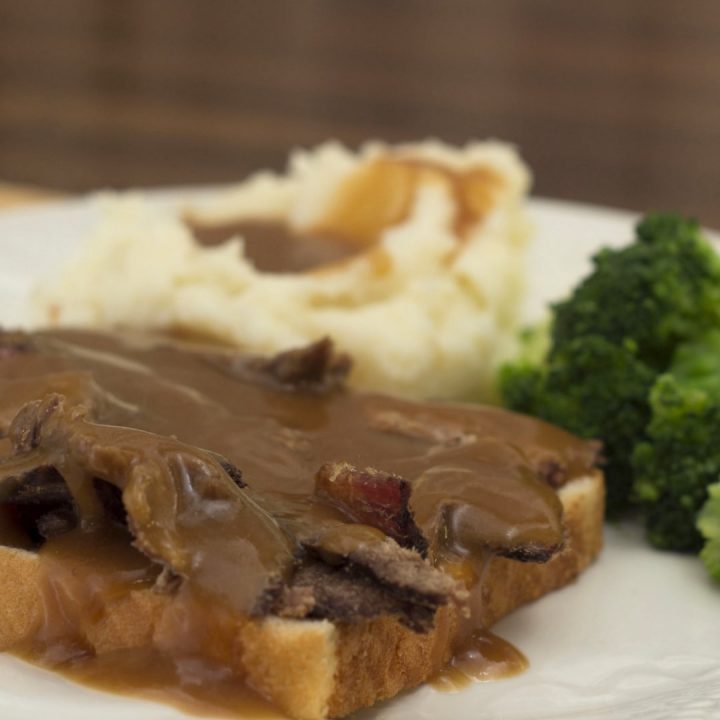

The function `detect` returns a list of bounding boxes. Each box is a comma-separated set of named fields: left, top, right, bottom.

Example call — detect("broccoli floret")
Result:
left=500, top=214, right=720, bottom=520
left=633, top=330, right=720, bottom=551
left=499, top=323, right=551, bottom=415
left=501, top=335, right=655, bottom=516
left=552, top=214, right=720, bottom=368
left=664, top=328, right=720, bottom=396
left=698, top=482, right=720, bottom=581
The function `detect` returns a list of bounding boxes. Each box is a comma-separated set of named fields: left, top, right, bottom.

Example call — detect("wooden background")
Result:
left=1, top=0, right=719, bottom=226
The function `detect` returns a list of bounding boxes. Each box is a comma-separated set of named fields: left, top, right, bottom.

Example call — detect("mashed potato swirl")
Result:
left=35, top=140, right=530, bottom=400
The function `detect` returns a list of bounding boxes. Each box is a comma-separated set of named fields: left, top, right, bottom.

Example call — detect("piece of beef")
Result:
left=0, top=329, right=35, bottom=359
left=93, top=477, right=127, bottom=527
left=0, top=330, right=577, bottom=634
left=1, top=393, right=458, bottom=631
left=314, top=462, right=427, bottom=554
left=0, top=394, right=296, bottom=613
left=240, top=338, right=352, bottom=391
left=2, top=466, right=78, bottom=543
left=535, top=440, right=603, bottom=489
left=217, top=458, right=246, bottom=488
left=321, top=536, right=460, bottom=604
left=273, top=561, right=439, bottom=632
left=262, top=535, right=463, bottom=632
left=8, top=394, right=63, bottom=453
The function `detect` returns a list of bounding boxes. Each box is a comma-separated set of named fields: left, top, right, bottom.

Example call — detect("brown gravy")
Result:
left=431, top=630, right=529, bottom=692
left=308, top=156, right=504, bottom=242
left=13, top=526, right=281, bottom=718
left=190, top=220, right=359, bottom=274
left=187, top=155, right=505, bottom=275
left=0, top=329, right=598, bottom=716
left=44, top=649, right=283, bottom=719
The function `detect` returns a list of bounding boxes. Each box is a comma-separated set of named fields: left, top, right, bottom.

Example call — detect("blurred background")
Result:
left=1, top=0, right=719, bottom=225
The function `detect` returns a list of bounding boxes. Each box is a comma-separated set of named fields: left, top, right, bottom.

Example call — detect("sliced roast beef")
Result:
left=0, top=329, right=600, bottom=634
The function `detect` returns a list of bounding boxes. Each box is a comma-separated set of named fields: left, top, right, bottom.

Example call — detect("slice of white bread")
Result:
left=0, top=470, right=603, bottom=720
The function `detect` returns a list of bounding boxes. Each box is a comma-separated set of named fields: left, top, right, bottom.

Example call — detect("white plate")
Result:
left=0, top=195, right=718, bottom=720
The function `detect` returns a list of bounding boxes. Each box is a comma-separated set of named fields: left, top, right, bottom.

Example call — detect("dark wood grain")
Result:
left=1, top=0, right=719, bottom=226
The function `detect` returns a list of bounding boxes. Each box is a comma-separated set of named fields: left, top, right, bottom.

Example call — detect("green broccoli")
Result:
left=698, top=481, right=720, bottom=581
left=500, top=335, right=655, bottom=516
left=551, top=214, right=720, bottom=369
left=501, top=213, right=720, bottom=525
left=633, top=330, right=720, bottom=551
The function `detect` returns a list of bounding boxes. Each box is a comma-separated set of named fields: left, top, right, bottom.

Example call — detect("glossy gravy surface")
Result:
left=431, top=630, right=529, bottom=692
left=14, top=528, right=282, bottom=718
left=0, top=330, right=597, bottom=715
left=190, top=220, right=357, bottom=274
left=188, top=155, right=506, bottom=275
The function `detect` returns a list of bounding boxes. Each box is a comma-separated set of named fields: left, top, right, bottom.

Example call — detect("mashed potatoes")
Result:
left=35, top=140, right=531, bottom=400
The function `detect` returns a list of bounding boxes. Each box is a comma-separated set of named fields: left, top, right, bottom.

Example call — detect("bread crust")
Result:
left=327, top=471, right=604, bottom=718
left=0, top=471, right=603, bottom=720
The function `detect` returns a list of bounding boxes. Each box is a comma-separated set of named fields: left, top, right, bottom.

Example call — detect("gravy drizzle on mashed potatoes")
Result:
left=35, top=140, right=530, bottom=400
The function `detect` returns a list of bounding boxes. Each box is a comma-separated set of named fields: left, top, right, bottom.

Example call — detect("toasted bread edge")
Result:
left=0, top=470, right=604, bottom=720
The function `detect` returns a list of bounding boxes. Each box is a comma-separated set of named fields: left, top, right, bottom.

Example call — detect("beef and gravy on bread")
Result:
left=0, top=329, right=604, bottom=719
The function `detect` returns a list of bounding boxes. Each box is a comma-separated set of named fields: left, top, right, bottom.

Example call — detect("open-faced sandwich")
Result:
left=0, top=328, right=603, bottom=719
left=2, top=140, right=609, bottom=718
